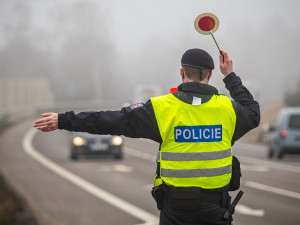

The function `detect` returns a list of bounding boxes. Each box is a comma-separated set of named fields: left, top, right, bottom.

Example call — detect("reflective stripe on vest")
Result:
left=158, top=148, right=231, bottom=161
left=151, top=93, right=236, bottom=189
left=161, top=165, right=232, bottom=177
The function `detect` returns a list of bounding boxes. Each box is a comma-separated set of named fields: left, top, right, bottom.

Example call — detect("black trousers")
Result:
left=159, top=191, right=232, bottom=225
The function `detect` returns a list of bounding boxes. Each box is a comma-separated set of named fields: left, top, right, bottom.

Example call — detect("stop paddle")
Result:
left=194, top=13, right=224, bottom=61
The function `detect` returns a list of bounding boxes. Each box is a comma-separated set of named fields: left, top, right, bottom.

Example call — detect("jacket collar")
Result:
left=177, top=82, right=219, bottom=95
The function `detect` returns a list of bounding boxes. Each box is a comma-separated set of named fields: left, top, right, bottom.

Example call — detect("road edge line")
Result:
left=237, top=155, right=300, bottom=174
left=245, top=181, right=300, bottom=200
left=22, top=128, right=159, bottom=225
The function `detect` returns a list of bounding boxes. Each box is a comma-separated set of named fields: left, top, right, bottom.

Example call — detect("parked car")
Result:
left=267, top=107, right=300, bottom=159
left=70, top=132, right=123, bottom=160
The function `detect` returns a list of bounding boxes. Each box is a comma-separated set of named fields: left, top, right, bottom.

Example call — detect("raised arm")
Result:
left=219, top=50, right=260, bottom=143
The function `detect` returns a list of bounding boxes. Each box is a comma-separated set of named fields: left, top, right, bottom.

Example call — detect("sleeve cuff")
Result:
left=58, top=113, right=66, bottom=130
left=223, top=72, right=237, bottom=83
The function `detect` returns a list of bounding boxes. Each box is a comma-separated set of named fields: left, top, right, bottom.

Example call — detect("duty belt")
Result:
left=164, top=185, right=224, bottom=205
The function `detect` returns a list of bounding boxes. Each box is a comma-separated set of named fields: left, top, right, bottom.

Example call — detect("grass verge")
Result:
left=0, top=173, right=39, bottom=225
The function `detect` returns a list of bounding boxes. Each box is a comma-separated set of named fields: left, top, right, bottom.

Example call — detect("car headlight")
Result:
left=111, top=136, right=122, bottom=146
left=73, top=137, right=86, bottom=146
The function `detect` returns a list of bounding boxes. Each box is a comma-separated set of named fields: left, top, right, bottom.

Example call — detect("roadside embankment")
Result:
left=0, top=173, right=39, bottom=225
left=0, top=112, right=39, bottom=225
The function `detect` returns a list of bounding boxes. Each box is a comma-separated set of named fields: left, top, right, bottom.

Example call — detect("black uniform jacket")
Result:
left=58, top=72, right=260, bottom=146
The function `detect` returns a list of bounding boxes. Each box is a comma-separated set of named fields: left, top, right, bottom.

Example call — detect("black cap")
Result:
left=181, top=48, right=214, bottom=70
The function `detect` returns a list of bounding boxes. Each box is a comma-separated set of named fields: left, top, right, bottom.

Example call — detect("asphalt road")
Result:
left=0, top=117, right=300, bottom=225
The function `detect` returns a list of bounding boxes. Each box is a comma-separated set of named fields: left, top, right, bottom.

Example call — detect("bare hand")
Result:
left=33, top=112, right=58, bottom=132
left=219, top=49, right=233, bottom=76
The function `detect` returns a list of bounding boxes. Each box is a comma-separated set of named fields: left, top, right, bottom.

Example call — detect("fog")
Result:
left=1, top=0, right=300, bottom=109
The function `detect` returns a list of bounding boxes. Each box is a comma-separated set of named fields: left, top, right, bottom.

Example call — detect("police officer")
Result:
left=34, top=49, right=260, bottom=225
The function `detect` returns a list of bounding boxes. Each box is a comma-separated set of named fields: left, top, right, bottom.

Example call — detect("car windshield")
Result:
left=288, top=115, right=300, bottom=129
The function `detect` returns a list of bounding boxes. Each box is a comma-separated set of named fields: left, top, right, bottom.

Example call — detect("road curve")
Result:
left=1, top=116, right=300, bottom=225
left=23, top=127, right=159, bottom=225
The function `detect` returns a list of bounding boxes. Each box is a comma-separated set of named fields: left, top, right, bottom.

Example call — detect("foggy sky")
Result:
left=0, top=0, right=300, bottom=108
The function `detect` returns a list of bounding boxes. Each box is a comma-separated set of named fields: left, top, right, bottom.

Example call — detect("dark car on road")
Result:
left=70, top=132, right=123, bottom=160
left=268, top=107, right=300, bottom=159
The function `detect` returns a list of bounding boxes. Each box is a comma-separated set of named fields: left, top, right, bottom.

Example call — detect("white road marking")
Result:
left=237, top=155, right=300, bottom=174
left=124, top=147, right=156, bottom=163
left=235, top=142, right=300, bottom=173
left=235, top=204, right=265, bottom=217
left=113, top=164, right=133, bottom=173
left=98, top=165, right=111, bottom=172
left=30, top=134, right=295, bottom=220
left=22, top=128, right=159, bottom=225
left=245, top=181, right=300, bottom=200
left=98, top=165, right=133, bottom=173
left=241, top=165, right=270, bottom=172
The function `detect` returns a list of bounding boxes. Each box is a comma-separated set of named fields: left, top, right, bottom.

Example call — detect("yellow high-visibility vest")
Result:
left=151, top=93, right=236, bottom=189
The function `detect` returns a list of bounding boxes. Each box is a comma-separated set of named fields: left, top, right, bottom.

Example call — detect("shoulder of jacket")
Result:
left=151, top=93, right=172, bottom=102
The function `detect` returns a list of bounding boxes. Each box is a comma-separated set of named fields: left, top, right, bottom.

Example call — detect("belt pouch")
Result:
left=152, top=186, right=164, bottom=210
left=168, top=187, right=202, bottom=211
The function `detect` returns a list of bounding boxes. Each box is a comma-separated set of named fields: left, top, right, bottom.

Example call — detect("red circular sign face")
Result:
left=198, top=16, right=216, bottom=31
left=194, top=13, right=219, bottom=35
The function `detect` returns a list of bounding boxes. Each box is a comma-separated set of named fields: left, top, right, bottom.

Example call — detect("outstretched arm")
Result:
left=32, top=102, right=162, bottom=143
